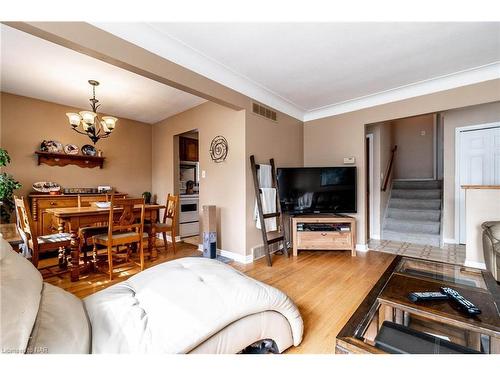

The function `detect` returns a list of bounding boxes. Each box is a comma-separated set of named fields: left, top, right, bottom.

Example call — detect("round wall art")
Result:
left=209, top=135, right=228, bottom=163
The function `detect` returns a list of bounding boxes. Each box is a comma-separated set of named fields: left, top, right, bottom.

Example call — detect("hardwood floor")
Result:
left=233, top=249, right=395, bottom=353
left=44, top=241, right=395, bottom=354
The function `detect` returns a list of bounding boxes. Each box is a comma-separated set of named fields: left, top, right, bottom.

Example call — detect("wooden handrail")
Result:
left=381, top=145, right=397, bottom=192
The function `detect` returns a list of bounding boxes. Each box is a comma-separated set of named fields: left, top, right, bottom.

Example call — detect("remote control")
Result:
left=408, top=291, right=449, bottom=302
left=440, top=287, right=481, bottom=315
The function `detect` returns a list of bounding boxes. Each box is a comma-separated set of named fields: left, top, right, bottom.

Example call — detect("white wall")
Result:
left=464, top=188, right=500, bottom=268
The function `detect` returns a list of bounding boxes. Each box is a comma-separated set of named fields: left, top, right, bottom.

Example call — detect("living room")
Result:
left=1, top=1, right=499, bottom=373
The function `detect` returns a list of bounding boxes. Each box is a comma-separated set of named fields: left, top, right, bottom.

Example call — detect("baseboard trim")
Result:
left=443, top=238, right=459, bottom=244
left=197, top=245, right=253, bottom=264
left=464, top=259, right=486, bottom=270
left=356, top=244, right=369, bottom=252
left=370, top=234, right=381, bottom=240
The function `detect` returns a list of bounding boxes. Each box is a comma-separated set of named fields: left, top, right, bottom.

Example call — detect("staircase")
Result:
left=382, top=180, right=442, bottom=247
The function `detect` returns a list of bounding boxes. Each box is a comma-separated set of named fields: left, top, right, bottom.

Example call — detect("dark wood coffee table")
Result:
left=336, top=257, right=500, bottom=354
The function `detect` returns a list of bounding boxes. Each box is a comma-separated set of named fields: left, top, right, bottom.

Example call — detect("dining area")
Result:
left=7, top=192, right=180, bottom=283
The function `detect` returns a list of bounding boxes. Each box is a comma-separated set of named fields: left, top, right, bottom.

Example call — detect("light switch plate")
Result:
left=201, top=170, right=206, bottom=178
left=343, top=157, right=355, bottom=164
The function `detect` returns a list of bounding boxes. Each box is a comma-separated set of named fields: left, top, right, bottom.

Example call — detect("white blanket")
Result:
left=84, top=257, right=303, bottom=353
left=254, top=188, right=278, bottom=232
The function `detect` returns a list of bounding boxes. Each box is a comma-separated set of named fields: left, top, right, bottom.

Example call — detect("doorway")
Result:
left=176, top=130, right=200, bottom=243
left=456, top=123, right=500, bottom=244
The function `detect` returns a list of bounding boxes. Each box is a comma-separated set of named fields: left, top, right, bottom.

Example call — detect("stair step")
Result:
left=381, top=230, right=441, bottom=247
left=392, top=180, right=442, bottom=190
left=383, top=218, right=440, bottom=234
left=389, top=198, right=441, bottom=210
left=391, top=189, right=441, bottom=199
left=387, top=208, right=441, bottom=221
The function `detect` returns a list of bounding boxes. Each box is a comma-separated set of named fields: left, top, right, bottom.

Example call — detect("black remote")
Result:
left=440, top=287, right=481, bottom=315
left=408, top=291, right=449, bottom=302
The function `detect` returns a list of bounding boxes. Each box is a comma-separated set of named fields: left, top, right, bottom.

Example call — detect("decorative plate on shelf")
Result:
left=64, top=144, right=79, bottom=155
left=81, top=144, right=97, bottom=156
left=40, top=140, right=63, bottom=153
left=32, top=181, right=61, bottom=193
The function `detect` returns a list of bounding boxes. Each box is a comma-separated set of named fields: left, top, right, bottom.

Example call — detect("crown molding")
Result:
left=91, top=22, right=305, bottom=120
left=91, top=23, right=499, bottom=123
left=303, top=62, right=500, bottom=122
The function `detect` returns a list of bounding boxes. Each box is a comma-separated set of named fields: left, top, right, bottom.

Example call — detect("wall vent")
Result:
left=252, top=102, right=277, bottom=122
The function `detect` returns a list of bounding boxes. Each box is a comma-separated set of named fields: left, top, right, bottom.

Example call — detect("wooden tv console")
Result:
left=291, top=214, right=356, bottom=257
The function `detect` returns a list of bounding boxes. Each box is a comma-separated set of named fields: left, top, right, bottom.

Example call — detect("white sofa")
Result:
left=0, top=237, right=303, bottom=354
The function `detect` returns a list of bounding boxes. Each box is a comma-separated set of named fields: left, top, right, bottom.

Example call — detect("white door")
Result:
left=458, top=125, right=500, bottom=243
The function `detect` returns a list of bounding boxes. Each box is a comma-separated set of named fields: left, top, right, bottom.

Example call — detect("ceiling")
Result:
left=0, top=24, right=206, bottom=124
left=94, top=22, right=500, bottom=121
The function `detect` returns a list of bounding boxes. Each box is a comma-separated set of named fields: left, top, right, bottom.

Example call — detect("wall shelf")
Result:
left=35, top=151, right=105, bottom=169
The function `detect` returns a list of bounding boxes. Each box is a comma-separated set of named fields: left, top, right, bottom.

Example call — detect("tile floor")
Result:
left=368, top=239, right=466, bottom=265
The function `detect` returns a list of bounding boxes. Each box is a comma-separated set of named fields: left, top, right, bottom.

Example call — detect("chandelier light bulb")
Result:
left=79, top=111, right=97, bottom=125
left=101, top=116, right=117, bottom=132
left=66, top=113, right=82, bottom=128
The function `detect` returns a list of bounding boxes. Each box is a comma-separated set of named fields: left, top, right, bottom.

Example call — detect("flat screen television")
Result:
left=276, top=167, right=357, bottom=214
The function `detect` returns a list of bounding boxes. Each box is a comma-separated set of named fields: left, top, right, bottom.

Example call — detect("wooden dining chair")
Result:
left=145, top=194, right=179, bottom=254
left=14, top=196, right=72, bottom=277
left=77, top=194, right=110, bottom=267
left=92, top=197, right=147, bottom=280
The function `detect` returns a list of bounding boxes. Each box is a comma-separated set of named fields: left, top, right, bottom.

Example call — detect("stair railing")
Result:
left=381, top=145, right=398, bottom=192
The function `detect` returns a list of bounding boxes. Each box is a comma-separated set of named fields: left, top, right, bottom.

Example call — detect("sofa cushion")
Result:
left=0, top=237, right=43, bottom=354
left=27, top=283, right=90, bottom=354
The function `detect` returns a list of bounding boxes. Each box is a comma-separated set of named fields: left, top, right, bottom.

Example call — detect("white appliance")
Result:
left=179, top=195, right=199, bottom=237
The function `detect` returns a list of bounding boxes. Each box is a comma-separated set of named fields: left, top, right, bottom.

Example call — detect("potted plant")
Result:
left=0, top=148, right=22, bottom=222
left=142, top=191, right=152, bottom=204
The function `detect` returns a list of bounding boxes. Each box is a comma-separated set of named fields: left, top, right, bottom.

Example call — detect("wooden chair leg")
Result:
left=139, top=240, right=145, bottom=271
left=171, top=229, right=176, bottom=254
left=107, top=244, right=113, bottom=281
left=31, top=250, right=39, bottom=268
left=162, top=232, right=168, bottom=253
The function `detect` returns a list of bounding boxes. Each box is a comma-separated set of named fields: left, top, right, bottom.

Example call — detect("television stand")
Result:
left=291, top=214, right=356, bottom=257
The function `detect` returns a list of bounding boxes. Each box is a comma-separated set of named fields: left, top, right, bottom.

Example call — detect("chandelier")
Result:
left=66, top=80, right=117, bottom=144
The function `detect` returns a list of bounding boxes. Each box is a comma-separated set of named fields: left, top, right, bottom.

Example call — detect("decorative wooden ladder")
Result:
left=250, top=155, right=289, bottom=266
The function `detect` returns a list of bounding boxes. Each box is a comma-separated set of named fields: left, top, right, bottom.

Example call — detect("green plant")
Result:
left=142, top=191, right=152, bottom=204
left=0, top=148, right=21, bottom=223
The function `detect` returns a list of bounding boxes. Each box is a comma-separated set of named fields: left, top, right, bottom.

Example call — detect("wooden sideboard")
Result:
left=29, top=193, right=127, bottom=236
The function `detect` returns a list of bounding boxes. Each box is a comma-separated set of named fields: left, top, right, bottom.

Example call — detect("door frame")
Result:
left=454, top=121, right=500, bottom=244
left=366, top=133, right=375, bottom=240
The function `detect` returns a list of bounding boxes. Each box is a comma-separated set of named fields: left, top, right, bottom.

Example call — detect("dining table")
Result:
left=46, top=203, right=165, bottom=281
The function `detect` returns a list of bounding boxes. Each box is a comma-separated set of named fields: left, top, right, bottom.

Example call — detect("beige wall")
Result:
left=442, top=101, right=500, bottom=242
left=392, top=114, right=435, bottom=180
left=152, top=102, right=246, bottom=255
left=245, top=112, right=304, bottom=256
left=0, top=92, right=152, bottom=198
left=304, top=79, right=500, bottom=247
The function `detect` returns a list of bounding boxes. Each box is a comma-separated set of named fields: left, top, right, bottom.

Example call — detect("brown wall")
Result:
left=392, top=114, right=435, bottom=180
left=442, top=101, right=500, bottom=242
left=0, top=92, right=152, bottom=198
left=152, top=101, right=246, bottom=255
left=245, top=111, right=304, bottom=256
left=304, top=79, right=500, bottom=247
